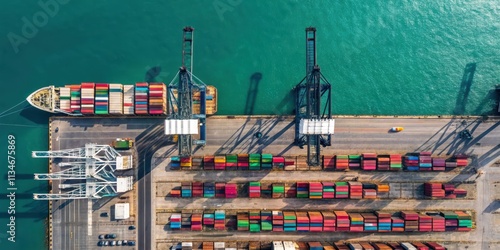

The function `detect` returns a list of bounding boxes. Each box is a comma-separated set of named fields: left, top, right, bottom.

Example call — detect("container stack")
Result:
left=419, top=214, right=433, bottom=232
left=261, top=154, right=273, bottom=170
left=108, top=84, right=123, bottom=114
left=261, top=183, right=272, bottom=197
left=249, top=154, right=261, bottom=170
left=391, top=216, right=405, bottom=232
left=456, top=211, right=472, bottom=231
left=225, top=183, right=237, bottom=198
left=203, top=242, right=214, bottom=250
left=203, top=156, right=215, bottom=170
left=272, top=183, right=285, bottom=198
left=432, top=158, right=446, bottom=171
left=249, top=210, right=261, bottom=232
left=377, top=155, right=390, bottom=170
left=335, top=155, right=349, bottom=170
left=349, top=213, right=363, bottom=232
left=362, top=187, right=377, bottom=199
left=426, top=242, right=445, bottom=250
left=335, top=182, right=349, bottom=199
left=81, top=83, right=95, bottom=114
left=285, top=184, right=296, bottom=198
left=237, top=212, right=249, bottom=231
left=272, top=156, right=285, bottom=169
left=170, top=213, right=181, bottom=229
left=455, top=155, right=469, bottom=167
left=442, top=211, right=459, bottom=231
left=321, top=211, right=336, bottom=231
left=323, top=156, right=335, bottom=170
left=322, top=182, right=335, bottom=199
left=362, top=153, right=377, bottom=170
left=181, top=213, right=191, bottom=230
left=237, top=154, right=249, bottom=170
left=272, top=211, right=284, bottom=232
left=170, top=156, right=181, bottom=170
left=225, top=154, right=238, bottom=170
left=180, top=157, right=192, bottom=169
left=283, top=211, right=296, bottom=232
left=123, top=85, right=134, bottom=114
left=419, top=152, right=432, bottom=171
left=296, top=212, right=309, bottom=232
left=372, top=243, right=392, bottom=250
left=284, top=158, right=295, bottom=170
left=203, top=213, right=214, bottom=227
left=411, top=242, right=429, bottom=250
left=376, top=212, right=392, bottom=232
left=203, top=182, right=215, bottom=198
left=214, top=210, right=225, bottom=230
left=308, top=212, right=323, bottom=232
left=348, top=154, right=361, bottom=169
left=94, top=83, right=109, bottom=115
left=445, top=160, right=458, bottom=169
left=402, top=211, right=419, bottom=232
left=307, top=242, right=323, bottom=250
left=443, top=183, right=456, bottom=199
left=248, top=182, right=261, bottom=198
left=191, top=213, right=202, bottom=231
left=260, top=211, right=272, bottom=231
left=170, top=186, right=181, bottom=197
left=376, top=184, right=390, bottom=196
left=182, top=242, right=193, bottom=250
left=214, top=156, right=226, bottom=170
left=134, top=82, right=148, bottom=115
left=214, top=242, right=224, bottom=250
left=335, top=211, right=350, bottom=231
left=296, top=182, right=309, bottom=198
left=348, top=182, right=363, bottom=199
left=359, top=243, right=373, bottom=250
left=387, top=242, right=405, bottom=249
left=59, top=87, right=71, bottom=112
left=405, top=155, right=420, bottom=171
left=347, top=243, right=362, bottom=250
left=424, top=183, right=445, bottom=198
left=67, top=85, right=81, bottom=113
left=181, top=182, right=192, bottom=198
left=215, top=183, right=225, bottom=198
left=309, top=182, right=323, bottom=199
left=148, top=82, right=166, bottom=115
left=192, top=182, right=203, bottom=197
left=400, top=243, right=417, bottom=250
left=363, top=213, right=378, bottom=232
left=430, top=214, right=445, bottom=232
left=453, top=188, right=467, bottom=197
left=389, top=154, right=403, bottom=170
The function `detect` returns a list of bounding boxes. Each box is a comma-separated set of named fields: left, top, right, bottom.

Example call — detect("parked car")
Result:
left=110, top=241, right=116, bottom=246
left=100, top=212, right=109, bottom=217
left=98, top=234, right=104, bottom=239
left=128, top=241, right=136, bottom=246
left=117, top=240, right=122, bottom=246
left=105, top=234, right=117, bottom=239
left=104, top=241, right=109, bottom=246
left=128, top=225, right=136, bottom=230
left=122, top=240, right=128, bottom=245
left=97, top=241, right=105, bottom=246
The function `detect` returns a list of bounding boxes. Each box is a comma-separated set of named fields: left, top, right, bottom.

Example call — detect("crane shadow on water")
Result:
left=453, top=62, right=477, bottom=115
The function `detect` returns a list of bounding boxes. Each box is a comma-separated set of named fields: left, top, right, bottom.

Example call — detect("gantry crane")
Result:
left=294, top=27, right=334, bottom=166
left=167, top=26, right=209, bottom=156
left=32, top=144, right=133, bottom=200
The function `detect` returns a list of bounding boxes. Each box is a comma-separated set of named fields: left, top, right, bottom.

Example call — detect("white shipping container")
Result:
left=400, top=243, right=417, bottom=250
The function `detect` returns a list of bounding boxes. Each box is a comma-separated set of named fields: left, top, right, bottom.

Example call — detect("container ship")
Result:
left=27, top=82, right=217, bottom=116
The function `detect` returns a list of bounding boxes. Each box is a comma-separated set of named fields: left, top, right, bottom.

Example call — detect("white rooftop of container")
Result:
left=299, top=118, right=335, bottom=135
left=116, top=176, right=133, bottom=192
left=114, top=203, right=129, bottom=220
left=164, top=119, right=199, bottom=135
left=116, top=155, right=133, bottom=170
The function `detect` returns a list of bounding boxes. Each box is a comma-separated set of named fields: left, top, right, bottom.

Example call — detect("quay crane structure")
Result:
left=166, top=26, right=208, bottom=156
left=31, top=144, right=133, bottom=200
left=293, top=27, right=335, bottom=166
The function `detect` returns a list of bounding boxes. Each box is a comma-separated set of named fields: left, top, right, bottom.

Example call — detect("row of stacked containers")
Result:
left=170, top=210, right=472, bottom=232
left=170, top=152, right=468, bottom=171
left=170, top=181, right=391, bottom=199
left=59, top=82, right=167, bottom=115
left=175, top=241, right=446, bottom=250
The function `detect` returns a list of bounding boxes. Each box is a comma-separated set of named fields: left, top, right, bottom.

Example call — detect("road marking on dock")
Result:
left=88, top=200, right=93, bottom=235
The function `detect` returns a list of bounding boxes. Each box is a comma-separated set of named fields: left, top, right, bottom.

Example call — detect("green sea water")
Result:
left=0, top=1, right=498, bottom=249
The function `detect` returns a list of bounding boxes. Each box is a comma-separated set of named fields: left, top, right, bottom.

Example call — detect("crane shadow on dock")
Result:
left=453, top=62, right=477, bottom=115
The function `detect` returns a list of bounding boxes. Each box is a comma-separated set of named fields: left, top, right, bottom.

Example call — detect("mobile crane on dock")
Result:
left=293, top=27, right=334, bottom=166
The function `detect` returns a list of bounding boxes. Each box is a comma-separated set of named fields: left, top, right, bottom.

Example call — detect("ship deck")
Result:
left=47, top=116, right=500, bottom=250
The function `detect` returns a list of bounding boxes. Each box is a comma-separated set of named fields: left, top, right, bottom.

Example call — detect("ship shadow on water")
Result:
left=19, top=105, right=48, bottom=124
left=145, top=66, right=162, bottom=83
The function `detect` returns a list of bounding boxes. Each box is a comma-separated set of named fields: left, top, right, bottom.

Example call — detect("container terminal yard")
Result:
left=29, top=27, right=500, bottom=250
